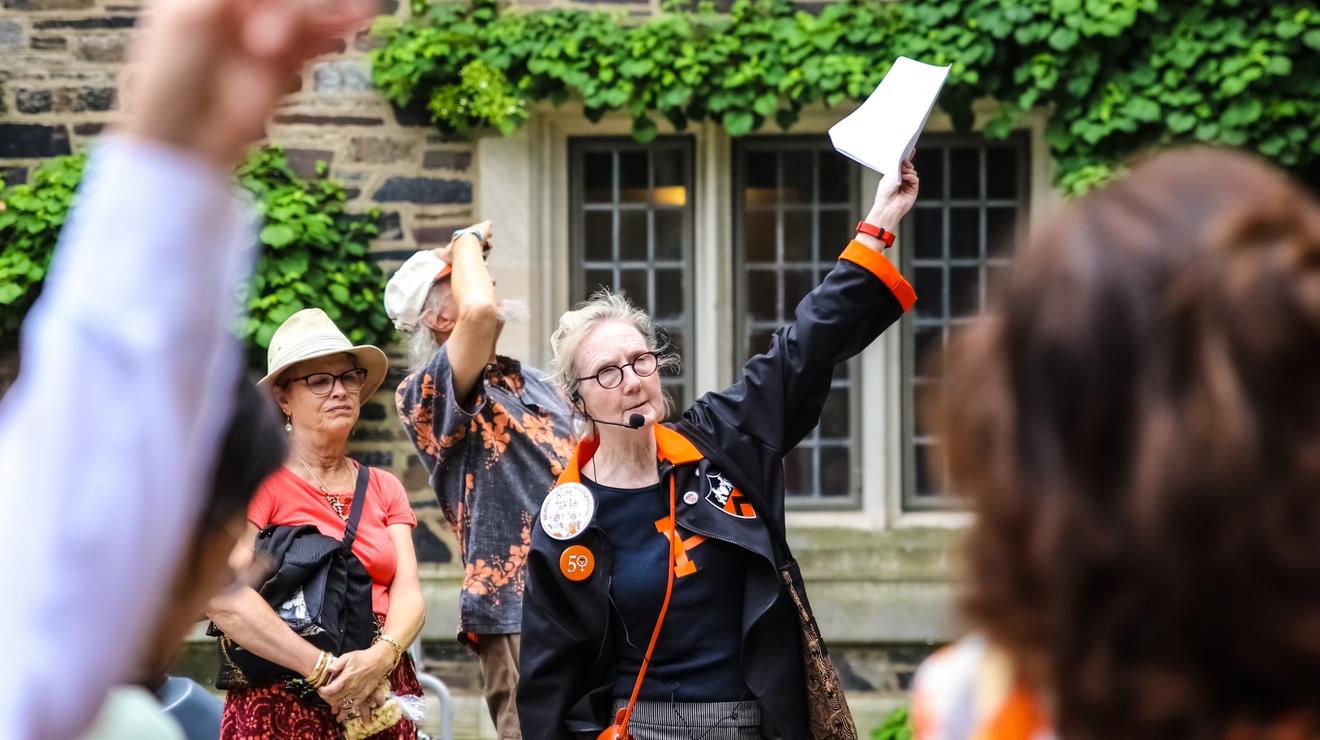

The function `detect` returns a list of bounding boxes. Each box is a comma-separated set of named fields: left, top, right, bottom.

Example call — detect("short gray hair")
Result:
left=550, top=289, right=681, bottom=407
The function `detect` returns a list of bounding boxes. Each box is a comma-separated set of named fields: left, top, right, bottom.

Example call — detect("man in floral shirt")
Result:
left=388, top=223, right=573, bottom=739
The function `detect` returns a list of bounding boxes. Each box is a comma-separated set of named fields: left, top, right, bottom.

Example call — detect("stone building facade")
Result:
left=1, top=0, right=1067, bottom=734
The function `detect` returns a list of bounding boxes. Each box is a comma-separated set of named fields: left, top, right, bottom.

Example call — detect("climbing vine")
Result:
left=0, top=148, right=391, bottom=361
left=371, top=0, right=1320, bottom=193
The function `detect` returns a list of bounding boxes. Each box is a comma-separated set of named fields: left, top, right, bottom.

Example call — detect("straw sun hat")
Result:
left=257, top=308, right=389, bottom=403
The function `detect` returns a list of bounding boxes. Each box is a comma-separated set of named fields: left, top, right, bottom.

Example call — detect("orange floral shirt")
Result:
left=397, top=351, right=574, bottom=635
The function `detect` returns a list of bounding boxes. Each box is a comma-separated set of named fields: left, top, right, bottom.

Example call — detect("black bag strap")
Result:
left=341, top=462, right=371, bottom=550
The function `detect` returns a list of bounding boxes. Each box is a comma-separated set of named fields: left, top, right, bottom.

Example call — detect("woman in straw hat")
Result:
left=208, top=308, right=425, bottom=739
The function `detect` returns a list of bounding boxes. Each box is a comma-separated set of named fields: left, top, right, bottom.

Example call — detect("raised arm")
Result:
left=681, top=162, right=919, bottom=475
left=441, top=222, right=500, bottom=402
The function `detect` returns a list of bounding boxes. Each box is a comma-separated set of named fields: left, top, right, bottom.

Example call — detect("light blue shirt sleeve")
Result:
left=0, top=137, right=255, bottom=740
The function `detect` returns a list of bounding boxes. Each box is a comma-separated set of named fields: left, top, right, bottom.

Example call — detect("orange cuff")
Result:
left=839, top=240, right=916, bottom=312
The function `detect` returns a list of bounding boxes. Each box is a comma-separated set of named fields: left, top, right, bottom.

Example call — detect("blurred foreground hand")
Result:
left=119, top=0, right=376, bottom=169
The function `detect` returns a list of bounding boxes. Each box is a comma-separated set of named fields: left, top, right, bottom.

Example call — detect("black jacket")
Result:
left=517, top=242, right=915, bottom=739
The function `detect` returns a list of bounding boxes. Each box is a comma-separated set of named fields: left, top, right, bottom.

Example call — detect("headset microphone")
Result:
left=582, top=410, right=646, bottom=429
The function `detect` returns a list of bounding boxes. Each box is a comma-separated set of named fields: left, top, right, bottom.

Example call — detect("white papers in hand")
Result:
left=828, top=57, right=951, bottom=177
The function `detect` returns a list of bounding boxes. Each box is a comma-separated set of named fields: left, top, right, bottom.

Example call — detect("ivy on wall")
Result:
left=0, top=148, right=391, bottom=362
left=370, top=0, right=1320, bottom=194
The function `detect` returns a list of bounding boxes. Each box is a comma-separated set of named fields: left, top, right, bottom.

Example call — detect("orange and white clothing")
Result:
left=912, top=635, right=1054, bottom=740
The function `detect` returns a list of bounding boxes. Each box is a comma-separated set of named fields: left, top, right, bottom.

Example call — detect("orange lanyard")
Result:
left=599, top=476, right=678, bottom=740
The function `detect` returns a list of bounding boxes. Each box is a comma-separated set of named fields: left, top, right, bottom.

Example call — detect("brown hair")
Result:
left=931, top=147, right=1320, bottom=738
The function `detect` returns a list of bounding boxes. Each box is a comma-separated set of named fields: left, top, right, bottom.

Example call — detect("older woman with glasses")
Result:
left=207, top=308, right=426, bottom=739
left=518, top=162, right=920, bottom=740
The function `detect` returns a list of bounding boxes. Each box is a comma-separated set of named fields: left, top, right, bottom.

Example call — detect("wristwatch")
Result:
left=856, top=220, right=896, bottom=248
left=450, top=227, right=492, bottom=255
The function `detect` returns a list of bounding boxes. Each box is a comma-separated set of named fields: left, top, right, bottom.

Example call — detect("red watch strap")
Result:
left=856, top=220, right=896, bottom=248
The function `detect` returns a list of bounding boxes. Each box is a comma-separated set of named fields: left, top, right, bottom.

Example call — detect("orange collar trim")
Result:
left=556, top=424, right=704, bottom=485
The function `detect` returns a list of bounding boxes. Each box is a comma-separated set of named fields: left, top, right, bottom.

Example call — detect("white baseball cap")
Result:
left=384, top=249, right=451, bottom=332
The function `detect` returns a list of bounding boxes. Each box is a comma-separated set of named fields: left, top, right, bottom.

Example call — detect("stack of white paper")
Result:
left=828, top=57, right=951, bottom=177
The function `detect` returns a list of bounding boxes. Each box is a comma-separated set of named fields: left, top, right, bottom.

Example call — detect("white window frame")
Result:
left=474, top=101, right=1058, bottom=530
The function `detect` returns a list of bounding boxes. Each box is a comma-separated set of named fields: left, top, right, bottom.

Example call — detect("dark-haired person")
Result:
left=0, top=0, right=374, bottom=736
left=81, top=380, right=288, bottom=739
left=912, top=148, right=1320, bottom=740
left=517, top=162, right=919, bottom=739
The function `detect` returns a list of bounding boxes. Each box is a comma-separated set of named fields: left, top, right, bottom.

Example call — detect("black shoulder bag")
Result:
left=209, top=463, right=378, bottom=691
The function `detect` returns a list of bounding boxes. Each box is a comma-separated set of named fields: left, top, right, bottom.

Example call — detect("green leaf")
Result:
left=260, top=223, right=297, bottom=248
left=1047, top=27, right=1078, bottom=51
left=723, top=110, right=755, bottom=136
left=1167, top=112, right=1197, bottom=134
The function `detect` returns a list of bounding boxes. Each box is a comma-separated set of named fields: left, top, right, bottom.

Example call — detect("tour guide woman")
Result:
left=517, top=161, right=919, bottom=739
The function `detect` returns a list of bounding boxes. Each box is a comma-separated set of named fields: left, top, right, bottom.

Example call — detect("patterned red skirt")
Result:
left=220, top=653, right=423, bottom=739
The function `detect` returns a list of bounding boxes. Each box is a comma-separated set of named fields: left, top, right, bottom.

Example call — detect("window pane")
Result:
left=950, top=207, right=980, bottom=259
left=661, top=327, right=684, bottom=369
left=782, top=150, right=813, bottom=204
left=819, top=446, right=850, bottom=497
left=950, top=147, right=980, bottom=199
left=654, top=210, right=684, bottom=261
left=618, top=210, right=648, bottom=261
left=654, top=269, right=684, bottom=320
left=986, top=146, right=1018, bottom=200
left=745, top=213, right=776, bottom=263
left=818, top=209, right=851, bottom=254
left=619, top=151, right=649, bottom=203
left=784, top=447, right=813, bottom=497
left=915, top=148, right=945, bottom=200
left=584, top=268, right=613, bottom=296
left=904, top=134, right=1029, bottom=510
left=746, top=328, right=774, bottom=359
left=584, top=211, right=613, bottom=261
left=950, top=266, right=980, bottom=317
left=914, top=326, right=942, bottom=380
left=665, top=382, right=687, bottom=421
left=746, top=270, right=777, bottom=322
left=915, top=267, right=945, bottom=319
left=584, top=151, right=613, bottom=202
left=744, top=153, right=777, bottom=207
left=818, top=150, right=851, bottom=204
left=618, top=269, right=649, bottom=308
left=987, top=207, right=1017, bottom=258
left=654, top=148, right=687, bottom=207
left=783, top=269, right=815, bottom=312
left=783, top=210, right=812, bottom=263
left=913, top=441, right=937, bottom=498
left=913, top=207, right=943, bottom=261
left=819, top=387, right=850, bottom=439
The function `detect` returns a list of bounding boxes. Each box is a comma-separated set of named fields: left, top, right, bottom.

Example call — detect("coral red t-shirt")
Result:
left=248, top=465, right=417, bottom=618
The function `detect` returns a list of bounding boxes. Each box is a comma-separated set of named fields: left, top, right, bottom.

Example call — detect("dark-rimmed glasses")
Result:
left=285, top=368, right=368, bottom=396
left=576, top=351, right=659, bottom=390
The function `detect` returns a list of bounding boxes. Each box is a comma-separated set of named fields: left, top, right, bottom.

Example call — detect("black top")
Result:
left=584, top=475, right=748, bottom=702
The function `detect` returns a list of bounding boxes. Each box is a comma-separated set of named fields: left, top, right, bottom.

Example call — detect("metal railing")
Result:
left=411, top=639, right=454, bottom=740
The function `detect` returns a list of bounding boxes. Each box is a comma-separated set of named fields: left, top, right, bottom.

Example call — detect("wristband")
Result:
left=450, top=228, right=491, bottom=255
left=856, top=220, right=896, bottom=248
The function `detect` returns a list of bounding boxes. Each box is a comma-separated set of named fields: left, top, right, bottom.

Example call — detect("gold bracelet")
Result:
left=374, top=633, right=405, bottom=667
left=304, top=650, right=331, bottom=687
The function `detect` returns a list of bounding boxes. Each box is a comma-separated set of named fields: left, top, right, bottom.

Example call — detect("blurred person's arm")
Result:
left=0, top=135, right=253, bottom=740
left=0, top=0, right=372, bottom=736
